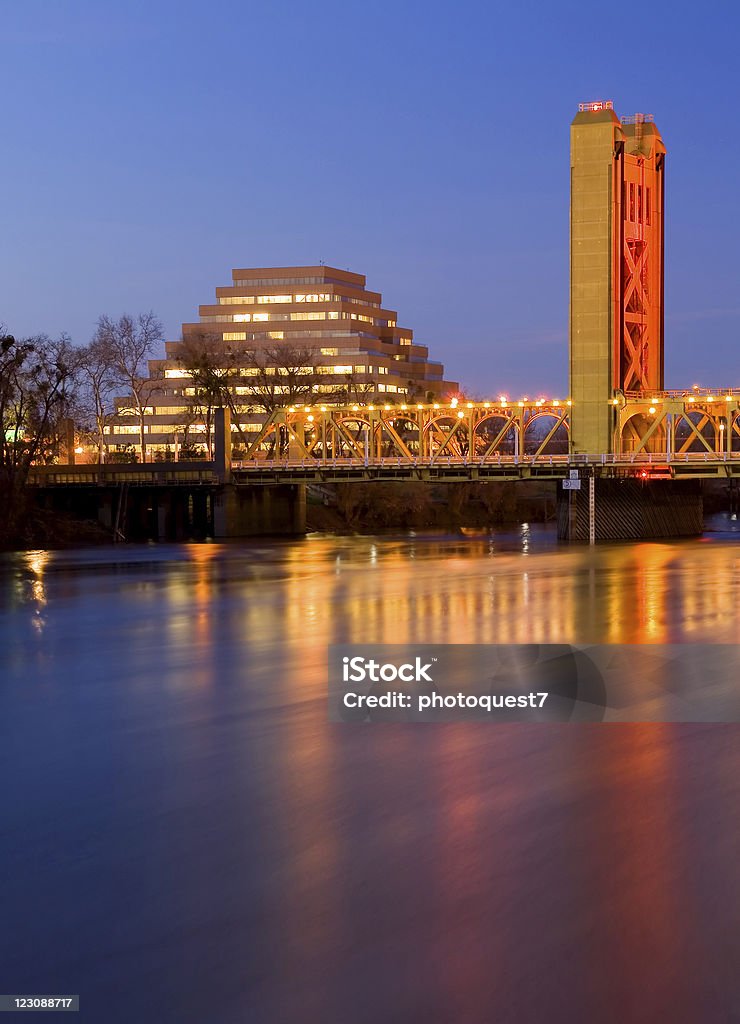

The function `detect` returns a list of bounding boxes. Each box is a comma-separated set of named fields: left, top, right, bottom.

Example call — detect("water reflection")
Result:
left=0, top=531, right=739, bottom=1022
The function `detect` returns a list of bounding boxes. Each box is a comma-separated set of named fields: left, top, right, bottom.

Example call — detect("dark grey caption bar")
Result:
left=0, top=997, right=79, bottom=1012
left=329, top=645, right=740, bottom=723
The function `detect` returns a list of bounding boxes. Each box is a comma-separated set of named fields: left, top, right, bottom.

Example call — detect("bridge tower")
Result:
left=569, top=101, right=666, bottom=453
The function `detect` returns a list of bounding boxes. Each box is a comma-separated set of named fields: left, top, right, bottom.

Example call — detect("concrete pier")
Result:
left=557, top=478, right=703, bottom=541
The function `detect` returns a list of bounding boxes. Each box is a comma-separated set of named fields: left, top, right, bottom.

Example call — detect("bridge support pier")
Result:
left=557, top=479, right=703, bottom=542
left=213, top=484, right=306, bottom=537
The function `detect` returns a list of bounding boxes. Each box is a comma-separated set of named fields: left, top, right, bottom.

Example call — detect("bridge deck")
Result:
left=26, top=452, right=740, bottom=487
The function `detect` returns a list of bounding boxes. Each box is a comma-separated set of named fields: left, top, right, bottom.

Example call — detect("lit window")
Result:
left=320, top=347, right=339, bottom=356
left=224, top=332, right=247, bottom=341
left=233, top=313, right=252, bottom=323
left=332, top=365, right=353, bottom=374
left=291, top=311, right=327, bottom=321
left=164, top=369, right=186, bottom=378
left=252, top=312, right=269, bottom=322
left=266, top=331, right=284, bottom=339
left=257, top=294, right=291, bottom=304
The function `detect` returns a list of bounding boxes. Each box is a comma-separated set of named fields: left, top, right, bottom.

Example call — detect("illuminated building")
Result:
left=106, top=265, right=458, bottom=456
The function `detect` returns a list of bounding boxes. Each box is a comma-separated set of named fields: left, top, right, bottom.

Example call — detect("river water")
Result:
left=1, top=524, right=740, bottom=1023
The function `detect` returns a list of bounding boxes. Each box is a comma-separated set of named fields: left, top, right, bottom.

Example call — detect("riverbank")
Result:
left=0, top=505, right=112, bottom=552
left=306, top=480, right=556, bottom=532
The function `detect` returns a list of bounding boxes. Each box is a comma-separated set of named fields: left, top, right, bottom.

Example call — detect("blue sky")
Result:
left=2, top=0, right=739, bottom=396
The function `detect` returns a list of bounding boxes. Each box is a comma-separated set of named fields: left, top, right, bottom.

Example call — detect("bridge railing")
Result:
left=27, top=462, right=219, bottom=487
left=231, top=450, right=740, bottom=471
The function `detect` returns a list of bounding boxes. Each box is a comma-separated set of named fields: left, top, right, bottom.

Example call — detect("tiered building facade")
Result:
left=106, top=265, right=458, bottom=457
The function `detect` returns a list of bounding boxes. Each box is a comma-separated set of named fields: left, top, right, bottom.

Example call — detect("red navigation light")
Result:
left=640, top=471, right=648, bottom=479
left=578, top=100, right=614, bottom=112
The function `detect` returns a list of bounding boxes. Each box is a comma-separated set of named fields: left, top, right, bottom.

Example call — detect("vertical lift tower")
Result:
left=569, top=101, right=665, bottom=454
left=562, top=102, right=702, bottom=539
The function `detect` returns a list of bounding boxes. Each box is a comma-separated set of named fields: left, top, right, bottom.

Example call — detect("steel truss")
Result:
left=243, top=400, right=570, bottom=464
left=616, top=392, right=740, bottom=459
left=237, top=392, right=740, bottom=471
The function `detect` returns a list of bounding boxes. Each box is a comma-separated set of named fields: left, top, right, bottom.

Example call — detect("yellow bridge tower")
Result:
left=569, top=101, right=666, bottom=453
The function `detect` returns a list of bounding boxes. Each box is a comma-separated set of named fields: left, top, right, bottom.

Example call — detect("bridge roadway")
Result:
left=27, top=450, right=740, bottom=489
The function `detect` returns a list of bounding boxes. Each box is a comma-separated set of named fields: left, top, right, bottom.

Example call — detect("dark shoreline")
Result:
left=1, top=478, right=737, bottom=552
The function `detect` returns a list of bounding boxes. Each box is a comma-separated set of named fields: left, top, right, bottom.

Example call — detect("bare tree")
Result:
left=341, top=374, right=378, bottom=404
left=175, top=331, right=253, bottom=457
left=78, top=333, right=120, bottom=463
left=242, top=345, right=337, bottom=414
left=94, top=312, right=163, bottom=462
left=0, top=330, right=81, bottom=543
